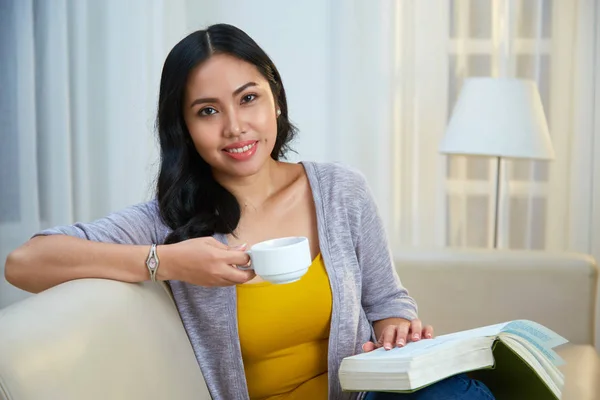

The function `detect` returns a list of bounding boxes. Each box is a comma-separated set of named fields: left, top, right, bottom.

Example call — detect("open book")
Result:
left=339, top=320, right=568, bottom=399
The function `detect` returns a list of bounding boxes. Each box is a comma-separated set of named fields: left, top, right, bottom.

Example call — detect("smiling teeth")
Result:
left=226, top=142, right=256, bottom=153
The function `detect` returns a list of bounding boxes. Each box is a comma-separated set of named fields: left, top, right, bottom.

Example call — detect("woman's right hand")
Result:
left=157, top=237, right=254, bottom=286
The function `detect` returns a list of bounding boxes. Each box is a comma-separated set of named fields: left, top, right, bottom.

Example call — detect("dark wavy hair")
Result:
left=156, top=24, right=297, bottom=244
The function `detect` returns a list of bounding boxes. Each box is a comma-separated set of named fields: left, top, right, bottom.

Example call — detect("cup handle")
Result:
left=237, top=250, right=253, bottom=271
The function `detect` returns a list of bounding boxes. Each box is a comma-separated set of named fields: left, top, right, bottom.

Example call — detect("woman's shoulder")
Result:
left=122, top=198, right=161, bottom=220
left=101, top=198, right=164, bottom=228
left=301, top=161, right=369, bottom=191
left=300, top=161, right=371, bottom=214
left=116, top=198, right=170, bottom=234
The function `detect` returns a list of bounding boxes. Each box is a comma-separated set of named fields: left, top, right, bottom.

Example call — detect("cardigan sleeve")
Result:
left=33, top=200, right=168, bottom=245
left=354, top=176, right=419, bottom=322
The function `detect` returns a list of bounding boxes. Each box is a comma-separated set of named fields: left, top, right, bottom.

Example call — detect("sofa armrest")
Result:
left=0, top=279, right=211, bottom=400
left=394, top=248, right=599, bottom=347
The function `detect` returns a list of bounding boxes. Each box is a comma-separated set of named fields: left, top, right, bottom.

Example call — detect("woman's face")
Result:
left=183, top=53, right=279, bottom=179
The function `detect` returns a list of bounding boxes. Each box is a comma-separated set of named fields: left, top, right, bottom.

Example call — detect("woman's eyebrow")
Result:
left=190, top=82, right=258, bottom=108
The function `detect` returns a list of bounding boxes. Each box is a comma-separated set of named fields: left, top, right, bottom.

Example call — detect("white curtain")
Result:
left=570, top=0, right=600, bottom=263
left=0, top=0, right=188, bottom=306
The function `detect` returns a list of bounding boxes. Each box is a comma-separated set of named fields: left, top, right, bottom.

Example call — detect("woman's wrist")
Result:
left=154, top=244, right=176, bottom=281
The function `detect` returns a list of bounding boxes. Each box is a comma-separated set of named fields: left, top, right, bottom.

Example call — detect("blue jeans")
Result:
left=364, top=374, right=495, bottom=400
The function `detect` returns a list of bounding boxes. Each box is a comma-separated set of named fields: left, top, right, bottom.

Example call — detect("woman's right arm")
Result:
left=4, top=201, right=253, bottom=293
left=5, top=236, right=157, bottom=293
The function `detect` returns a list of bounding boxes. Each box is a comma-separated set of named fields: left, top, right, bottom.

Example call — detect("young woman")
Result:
left=5, top=24, right=494, bottom=400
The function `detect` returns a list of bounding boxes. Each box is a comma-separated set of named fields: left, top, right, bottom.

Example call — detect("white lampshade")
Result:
left=439, top=78, right=555, bottom=160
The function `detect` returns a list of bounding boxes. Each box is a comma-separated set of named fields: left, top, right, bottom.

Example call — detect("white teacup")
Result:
left=241, top=237, right=312, bottom=284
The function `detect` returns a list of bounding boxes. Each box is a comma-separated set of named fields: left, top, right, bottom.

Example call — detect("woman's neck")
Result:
left=213, top=158, right=284, bottom=211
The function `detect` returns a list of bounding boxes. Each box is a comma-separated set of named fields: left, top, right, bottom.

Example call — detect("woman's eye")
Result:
left=241, top=94, right=257, bottom=103
left=199, top=107, right=217, bottom=116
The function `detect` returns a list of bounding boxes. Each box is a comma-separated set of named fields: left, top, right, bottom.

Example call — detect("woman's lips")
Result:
left=222, top=140, right=259, bottom=161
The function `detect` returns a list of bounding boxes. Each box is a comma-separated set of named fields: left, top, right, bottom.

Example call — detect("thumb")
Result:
left=362, top=341, right=378, bottom=353
left=229, top=243, right=247, bottom=251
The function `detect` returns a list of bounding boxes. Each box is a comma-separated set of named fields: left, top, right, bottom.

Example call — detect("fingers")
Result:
left=362, top=341, right=377, bottom=353
left=371, top=320, right=434, bottom=354
left=205, top=239, right=251, bottom=266
left=218, top=268, right=256, bottom=285
left=220, top=248, right=251, bottom=267
left=409, top=319, right=422, bottom=342
left=422, top=325, right=434, bottom=339
left=378, top=325, right=398, bottom=350
left=203, top=237, right=247, bottom=254
left=395, top=320, right=410, bottom=348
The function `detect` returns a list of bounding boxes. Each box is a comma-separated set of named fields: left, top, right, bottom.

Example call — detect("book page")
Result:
left=500, top=320, right=568, bottom=349
left=499, top=320, right=568, bottom=366
left=348, top=336, right=459, bottom=360
left=346, top=320, right=567, bottom=364
left=434, top=322, right=510, bottom=342
left=347, top=323, right=507, bottom=360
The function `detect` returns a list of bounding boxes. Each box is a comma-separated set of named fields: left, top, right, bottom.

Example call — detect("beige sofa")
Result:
left=0, top=248, right=598, bottom=399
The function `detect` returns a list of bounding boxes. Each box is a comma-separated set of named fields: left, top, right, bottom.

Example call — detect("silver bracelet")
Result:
left=145, top=244, right=160, bottom=282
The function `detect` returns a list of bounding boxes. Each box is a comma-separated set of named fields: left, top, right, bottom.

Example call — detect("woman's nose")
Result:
left=224, top=110, right=244, bottom=138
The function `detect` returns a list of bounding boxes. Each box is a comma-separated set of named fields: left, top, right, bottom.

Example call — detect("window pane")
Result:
left=516, top=0, right=552, bottom=39
left=510, top=159, right=531, bottom=181
left=466, top=195, right=489, bottom=247
left=446, top=194, right=491, bottom=248
left=516, top=0, right=539, bottom=39
left=446, top=194, right=460, bottom=246
left=469, top=0, right=491, bottom=39
left=508, top=196, right=546, bottom=249
left=530, top=197, right=547, bottom=249
left=509, top=160, right=549, bottom=182
left=446, top=155, right=462, bottom=180
left=508, top=197, right=528, bottom=249
left=533, top=161, right=549, bottom=182
left=468, top=54, right=491, bottom=76
left=466, top=157, right=490, bottom=180
left=516, top=54, right=551, bottom=114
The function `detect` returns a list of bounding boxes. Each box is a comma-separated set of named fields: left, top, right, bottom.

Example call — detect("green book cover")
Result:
left=468, top=339, right=559, bottom=400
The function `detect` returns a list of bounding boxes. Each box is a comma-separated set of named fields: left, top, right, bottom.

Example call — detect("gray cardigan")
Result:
left=37, top=161, right=418, bottom=400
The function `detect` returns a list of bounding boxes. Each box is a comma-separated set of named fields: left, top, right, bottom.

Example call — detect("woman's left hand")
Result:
left=362, top=318, right=434, bottom=352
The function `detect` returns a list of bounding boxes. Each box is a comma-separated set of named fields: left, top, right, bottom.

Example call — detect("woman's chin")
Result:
left=215, top=155, right=273, bottom=179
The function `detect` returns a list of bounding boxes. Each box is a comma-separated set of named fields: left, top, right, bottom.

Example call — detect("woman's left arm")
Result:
left=354, top=175, right=433, bottom=351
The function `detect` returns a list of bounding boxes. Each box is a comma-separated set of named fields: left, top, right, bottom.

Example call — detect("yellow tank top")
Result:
left=237, top=253, right=332, bottom=400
